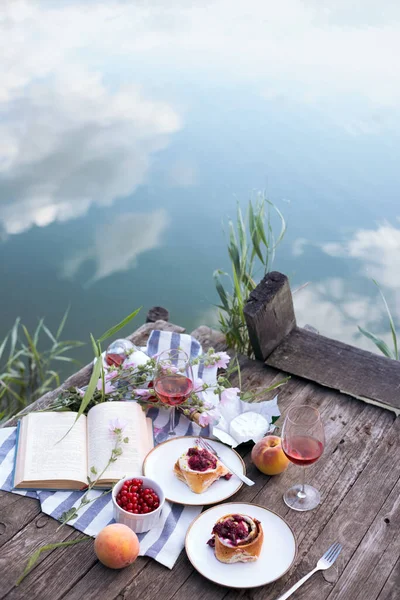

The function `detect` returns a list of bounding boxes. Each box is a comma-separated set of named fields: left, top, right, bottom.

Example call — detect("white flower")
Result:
left=193, top=377, right=205, bottom=393
left=220, top=387, right=240, bottom=405
left=108, top=418, right=127, bottom=435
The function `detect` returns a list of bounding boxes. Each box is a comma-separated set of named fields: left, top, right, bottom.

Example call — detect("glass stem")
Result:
left=298, top=467, right=307, bottom=499
left=168, top=406, right=176, bottom=435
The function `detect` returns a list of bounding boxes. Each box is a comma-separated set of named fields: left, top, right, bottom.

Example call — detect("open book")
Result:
left=13, top=402, right=153, bottom=490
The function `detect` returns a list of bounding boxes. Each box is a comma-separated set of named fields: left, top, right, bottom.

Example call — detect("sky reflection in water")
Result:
left=1, top=0, right=400, bottom=361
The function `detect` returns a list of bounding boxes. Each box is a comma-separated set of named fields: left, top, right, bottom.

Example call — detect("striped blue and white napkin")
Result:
left=0, top=331, right=215, bottom=569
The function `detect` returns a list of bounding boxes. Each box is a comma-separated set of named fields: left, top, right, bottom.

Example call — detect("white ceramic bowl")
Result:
left=112, top=476, right=165, bottom=534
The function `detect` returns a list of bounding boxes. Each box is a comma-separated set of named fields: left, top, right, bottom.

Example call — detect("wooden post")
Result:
left=244, top=271, right=296, bottom=361
left=146, top=306, right=169, bottom=323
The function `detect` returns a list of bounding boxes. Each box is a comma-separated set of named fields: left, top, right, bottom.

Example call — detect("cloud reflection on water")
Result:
left=0, top=70, right=180, bottom=235
left=293, top=278, right=387, bottom=351
left=0, top=0, right=399, bottom=238
left=322, top=222, right=400, bottom=291
left=0, top=2, right=181, bottom=236
left=63, top=209, right=170, bottom=284
left=293, top=220, right=400, bottom=353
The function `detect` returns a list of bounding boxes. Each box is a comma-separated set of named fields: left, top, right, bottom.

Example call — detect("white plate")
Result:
left=143, top=436, right=244, bottom=505
left=185, top=502, right=296, bottom=588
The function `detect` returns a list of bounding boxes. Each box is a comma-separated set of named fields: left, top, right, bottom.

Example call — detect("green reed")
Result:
left=214, top=192, right=286, bottom=357
left=0, top=309, right=84, bottom=423
left=358, top=279, right=399, bottom=360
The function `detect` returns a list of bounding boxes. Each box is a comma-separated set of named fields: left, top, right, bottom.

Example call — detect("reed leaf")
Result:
left=270, top=200, right=287, bottom=245
left=358, top=327, right=394, bottom=359
left=22, top=326, right=44, bottom=381
left=0, top=333, right=9, bottom=363
left=90, top=333, right=100, bottom=357
left=228, top=222, right=241, bottom=279
left=97, top=308, right=141, bottom=343
left=249, top=204, right=264, bottom=262
left=56, top=306, right=70, bottom=340
left=75, top=357, right=102, bottom=421
left=42, top=324, right=57, bottom=345
left=237, top=204, right=247, bottom=265
left=33, top=318, right=44, bottom=346
left=0, top=380, right=25, bottom=404
left=372, top=279, right=398, bottom=360
left=213, top=270, right=230, bottom=311
left=16, top=537, right=91, bottom=586
left=9, top=318, right=20, bottom=363
left=52, top=356, right=80, bottom=364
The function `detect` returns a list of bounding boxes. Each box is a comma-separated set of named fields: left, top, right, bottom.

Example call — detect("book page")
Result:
left=19, top=412, right=87, bottom=485
left=87, top=402, right=153, bottom=484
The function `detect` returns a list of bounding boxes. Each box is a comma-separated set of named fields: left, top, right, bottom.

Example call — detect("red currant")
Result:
left=116, top=478, right=160, bottom=514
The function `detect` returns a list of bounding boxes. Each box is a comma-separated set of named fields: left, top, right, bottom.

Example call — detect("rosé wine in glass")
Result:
left=281, top=405, right=325, bottom=511
left=154, top=349, right=194, bottom=436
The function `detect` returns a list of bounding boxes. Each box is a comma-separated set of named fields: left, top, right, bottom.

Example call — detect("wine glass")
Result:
left=281, top=404, right=325, bottom=511
left=154, top=349, right=194, bottom=436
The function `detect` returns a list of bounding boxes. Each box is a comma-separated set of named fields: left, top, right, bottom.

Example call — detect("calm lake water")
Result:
left=1, top=1, right=400, bottom=368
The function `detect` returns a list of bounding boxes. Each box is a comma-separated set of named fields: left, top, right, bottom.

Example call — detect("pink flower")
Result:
left=198, top=413, right=213, bottom=427
left=203, top=400, right=215, bottom=410
left=198, top=409, right=219, bottom=427
left=134, top=388, right=156, bottom=401
left=161, top=364, right=179, bottom=374
left=105, top=370, right=118, bottom=382
left=220, top=387, right=240, bottom=405
left=123, top=359, right=136, bottom=369
left=108, top=418, right=127, bottom=434
left=210, top=352, right=231, bottom=369
left=97, top=379, right=116, bottom=394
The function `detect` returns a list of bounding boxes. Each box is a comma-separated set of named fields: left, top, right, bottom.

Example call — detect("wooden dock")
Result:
left=1, top=274, right=399, bottom=600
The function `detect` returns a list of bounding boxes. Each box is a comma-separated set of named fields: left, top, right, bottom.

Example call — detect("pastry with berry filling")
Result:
left=207, top=514, right=263, bottom=563
left=173, top=446, right=231, bottom=494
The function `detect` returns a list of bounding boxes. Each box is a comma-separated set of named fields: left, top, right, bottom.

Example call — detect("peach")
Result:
left=94, top=523, right=140, bottom=569
left=251, top=435, right=290, bottom=475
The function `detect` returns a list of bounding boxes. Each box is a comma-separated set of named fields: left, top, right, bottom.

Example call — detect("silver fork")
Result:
left=195, top=437, right=255, bottom=486
left=276, top=542, right=342, bottom=599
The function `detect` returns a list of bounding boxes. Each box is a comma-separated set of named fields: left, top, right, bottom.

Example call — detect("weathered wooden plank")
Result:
left=213, top=401, right=394, bottom=600
left=244, top=271, right=296, bottom=360
left=248, top=416, right=400, bottom=600
left=0, top=514, right=83, bottom=599
left=175, top=401, right=392, bottom=600
left=116, top=554, right=193, bottom=600
left=2, top=394, right=395, bottom=600
left=266, top=327, right=400, bottom=412
left=3, top=320, right=185, bottom=427
left=3, top=529, right=94, bottom=600
left=255, top=396, right=392, bottom=530
left=327, top=476, right=400, bottom=600
left=156, top=389, right=393, bottom=600
left=377, top=557, right=400, bottom=600
left=0, top=494, right=42, bottom=549
left=5, top=533, right=148, bottom=600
